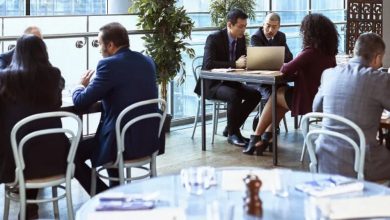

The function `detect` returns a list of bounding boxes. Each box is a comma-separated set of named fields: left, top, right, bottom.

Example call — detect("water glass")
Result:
left=271, top=168, right=291, bottom=197
left=181, top=166, right=216, bottom=195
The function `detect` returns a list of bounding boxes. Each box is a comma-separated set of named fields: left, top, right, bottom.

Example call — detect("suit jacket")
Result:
left=250, top=27, right=293, bottom=63
left=194, top=28, right=246, bottom=98
left=313, top=57, right=390, bottom=181
left=0, top=49, right=14, bottom=69
left=72, top=47, right=160, bottom=167
left=0, top=67, right=68, bottom=183
left=280, top=47, right=336, bottom=116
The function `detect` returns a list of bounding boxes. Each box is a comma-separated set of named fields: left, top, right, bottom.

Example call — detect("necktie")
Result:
left=230, top=40, right=236, bottom=61
left=268, top=38, right=273, bottom=46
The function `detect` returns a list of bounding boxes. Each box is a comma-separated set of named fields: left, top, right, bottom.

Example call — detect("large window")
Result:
left=174, top=0, right=346, bottom=121
left=0, top=0, right=106, bottom=16
left=0, top=0, right=346, bottom=124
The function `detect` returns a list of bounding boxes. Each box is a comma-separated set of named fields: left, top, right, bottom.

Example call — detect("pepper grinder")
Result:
left=243, top=174, right=263, bottom=217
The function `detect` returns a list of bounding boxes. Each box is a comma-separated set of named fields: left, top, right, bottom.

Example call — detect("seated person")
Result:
left=251, top=12, right=293, bottom=62
left=72, top=22, right=161, bottom=192
left=0, top=26, right=43, bottom=69
left=244, top=13, right=338, bottom=155
left=250, top=12, right=293, bottom=100
left=194, top=9, right=261, bottom=147
left=313, top=33, right=390, bottom=181
left=0, top=35, right=69, bottom=219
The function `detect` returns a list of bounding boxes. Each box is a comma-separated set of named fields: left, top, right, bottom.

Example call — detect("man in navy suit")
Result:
left=194, top=9, right=261, bottom=147
left=72, top=22, right=160, bottom=194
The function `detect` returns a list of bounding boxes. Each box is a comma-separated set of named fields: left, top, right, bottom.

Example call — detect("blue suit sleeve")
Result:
left=72, top=60, right=113, bottom=111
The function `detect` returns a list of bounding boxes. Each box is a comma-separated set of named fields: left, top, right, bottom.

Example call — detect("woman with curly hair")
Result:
left=244, top=13, right=339, bottom=155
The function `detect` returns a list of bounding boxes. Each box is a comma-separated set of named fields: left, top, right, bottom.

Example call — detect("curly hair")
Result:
left=300, top=13, right=339, bottom=56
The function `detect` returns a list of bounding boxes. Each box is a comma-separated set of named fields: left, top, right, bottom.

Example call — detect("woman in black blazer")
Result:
left=0, top=34, right=68, bottom=218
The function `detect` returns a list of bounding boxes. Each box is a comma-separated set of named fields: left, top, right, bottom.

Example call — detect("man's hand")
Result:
left=80, top=69, right=95, bottom=87
left=235, top=55, right=247, bottom=68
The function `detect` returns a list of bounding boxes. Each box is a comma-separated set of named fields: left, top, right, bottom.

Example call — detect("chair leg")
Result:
left=118, top=157, right=125, bottom=185
left=19, top=187, right=27, bottom=220
left=52, top=187, right=60, bottom=219
left=126, top=168, right=132, bottom=183
left=211, top=102, right=217, bottom=144
left=66, top=178, right=74, bottom=220
left=90, top=168, right=97, bottom=197
left=151, top=153, right=157, bottom=177
left=283, top=116, right=288, bottom=132
left=191, top=100, right=201, bottom=139
left=215, top=102, right=220, bottom=133
left=298, top=115, right=303, bottom=128
left=300, top=140, right=307, bottom=162
left=3, top=185, right=11, bottom=220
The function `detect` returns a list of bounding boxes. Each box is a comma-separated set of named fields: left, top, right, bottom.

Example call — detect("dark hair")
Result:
left=300, top=13, right=339, bottom=56
left=227, top=8, right=248, bottom=25
left=99, top=22, right=129, bottom=48
left=0, top=35, right=60, bottom=104
left=354, top=32, right=385, bottom=63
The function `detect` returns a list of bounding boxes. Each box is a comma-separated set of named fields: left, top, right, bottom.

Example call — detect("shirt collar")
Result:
left=349, top=56, right=370, bottom=67
left=227, top=31, right=236, bottom=45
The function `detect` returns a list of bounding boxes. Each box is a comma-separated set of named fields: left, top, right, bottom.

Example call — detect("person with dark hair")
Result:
left=313, top=32, right=390, bottom=180
left=194, top=8, right=261, bottom=147
left=0, top=34, right=68, bottom=219
left=72, top=22, right=160, bottom=193
left=244, top=13, right=339, bottom=155
left=251, top=12, right=293, bottom=63
left=0, top=26, right=43, bottom=69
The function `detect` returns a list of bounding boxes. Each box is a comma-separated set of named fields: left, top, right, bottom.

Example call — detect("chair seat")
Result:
left=124, top=156, right=152, bottom=165
left=26, top=174, right=66, bottom=188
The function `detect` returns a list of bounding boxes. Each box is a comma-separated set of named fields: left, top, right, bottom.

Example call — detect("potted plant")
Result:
left=210, top=0, right=256, bottom=28
left=130, top=0, right=195, bottom=131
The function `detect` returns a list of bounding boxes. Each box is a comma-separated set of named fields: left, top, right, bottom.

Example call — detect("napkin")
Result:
left=87, top=207, right=186, bottom=220
left=316, top=195, right=390, bottom=219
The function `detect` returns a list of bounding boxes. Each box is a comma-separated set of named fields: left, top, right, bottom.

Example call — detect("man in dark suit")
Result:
left=250, top=12, right=293, bottom=100
left=0, top=26, right=43, bottom=69
left=72, top=22, right=160, bottom=193
left=251, top=12, right=292, bottom=63
left=195, top=9, right=261, bottom=147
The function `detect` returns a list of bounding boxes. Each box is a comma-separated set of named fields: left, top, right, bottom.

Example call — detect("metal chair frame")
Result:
left=301, top=112, right=366, bottom=180
left=90, top=99, right=166, bottom=196
left=3, top=111, right=82, bottom=220
left=191, top=56, right=227, bottom=144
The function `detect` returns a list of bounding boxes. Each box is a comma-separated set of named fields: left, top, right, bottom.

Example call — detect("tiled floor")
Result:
left=0, top=114, right=309, bottom=219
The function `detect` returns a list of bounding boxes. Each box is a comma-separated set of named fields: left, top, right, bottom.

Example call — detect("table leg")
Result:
left=201, top=78, right=206, bottom=151
left=294, top=116, right=299, bottom=129
left=272, top=84, right=278, bottom=165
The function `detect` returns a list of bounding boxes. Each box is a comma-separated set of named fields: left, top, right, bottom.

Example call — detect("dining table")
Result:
left=76, top=167, right=390, bottom=220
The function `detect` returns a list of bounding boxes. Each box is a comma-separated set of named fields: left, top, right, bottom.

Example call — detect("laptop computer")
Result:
left=246, top=46, right=285, bottom=70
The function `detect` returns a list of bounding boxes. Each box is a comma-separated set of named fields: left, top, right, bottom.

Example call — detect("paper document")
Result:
left=316, top=195, right=390, bottom=219
left=295, top=176, right=364, bottom=197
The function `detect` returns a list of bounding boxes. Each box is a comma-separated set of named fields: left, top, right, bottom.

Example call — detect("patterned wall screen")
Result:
left=346, top=0, right=383, bottom=55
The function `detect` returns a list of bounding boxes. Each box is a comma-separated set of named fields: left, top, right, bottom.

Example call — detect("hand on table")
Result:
left=80, top=69, right=95, bottom=87
left=235, top=55, right=247, bottom=69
